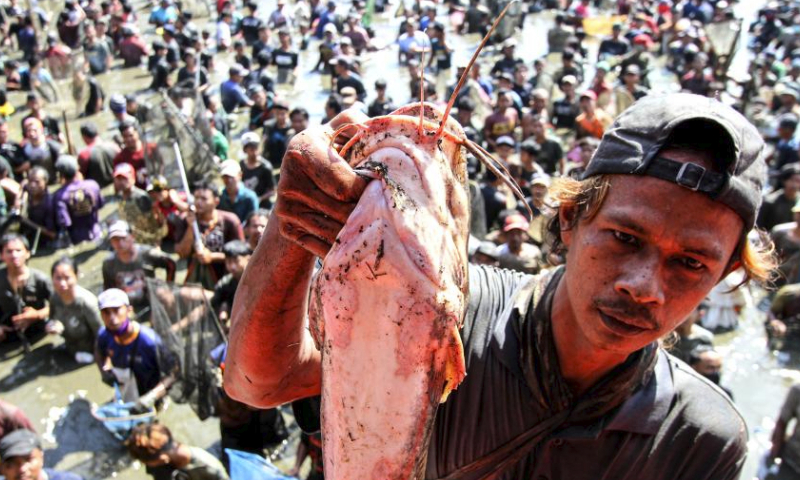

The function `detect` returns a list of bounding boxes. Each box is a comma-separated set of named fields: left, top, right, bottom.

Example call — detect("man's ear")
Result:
left=559, top=203, right=578, bottom=248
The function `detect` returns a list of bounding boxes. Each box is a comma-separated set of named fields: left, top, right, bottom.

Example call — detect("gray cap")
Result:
left=0, top=430, right=41, bottom=461
left=583, top=93, right=766, bottom=229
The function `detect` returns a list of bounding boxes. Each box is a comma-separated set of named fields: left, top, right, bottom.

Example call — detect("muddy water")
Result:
left=0, top=0, right=784, bottom=478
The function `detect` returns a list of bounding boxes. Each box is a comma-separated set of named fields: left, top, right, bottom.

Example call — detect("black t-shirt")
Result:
left=598, top=37, right=630, bottom=57
left=149, top=55, right=171, bottom=90
left=272, top=49, right=298, bottom=70
left=368, top=97, right=396, bottom=118
left=551, top=98, right=579, bottom=130
left=241, top=15, right=263, bottom=45
left=336, top=74, right=367, bottom=100
left=0, top=268, right=52, bottom=333
left=240, top=157, right=275, bottom=199
left=0, top=141, right=23, bottom=176
left=211, top=273, right=239, bottom=316
left=262, top=120, right=292, bottom=167
left=176, top=66, right=209, bottom=91
left=102, top=246, right=175, bottom=312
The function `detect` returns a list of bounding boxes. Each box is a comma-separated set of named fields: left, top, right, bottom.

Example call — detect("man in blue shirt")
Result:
left=0, top=429, right=83, bottom=480
left=95, top=288, right=175, bottom=410
left=149, top=0, right=178, bottom=26
left=218, top=160, right=259, bottom=223
left=220, top=65, right=253, bottom=114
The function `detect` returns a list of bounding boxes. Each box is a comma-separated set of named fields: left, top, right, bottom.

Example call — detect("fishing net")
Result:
left=138, top=89, right=219, bottom=192
left=147, top=278, right=226, bottom=420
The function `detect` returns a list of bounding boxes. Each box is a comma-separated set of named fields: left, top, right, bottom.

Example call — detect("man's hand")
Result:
left=45, top=320, right=64, bottom=335
left=0, top=325, right=13, bottom=343
left=275, top=108, right=370, bottom=258
left=11, top=307, right=42, bottom=331
left=195, top=247, right=214, bottom=265
left=769, top=319, right=788, bottom=337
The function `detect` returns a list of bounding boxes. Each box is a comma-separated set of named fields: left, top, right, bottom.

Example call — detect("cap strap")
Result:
left=643, top=156, right=727, bottom=196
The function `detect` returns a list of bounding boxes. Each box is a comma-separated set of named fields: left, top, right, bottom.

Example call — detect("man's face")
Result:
left=101, top=305, right=131, bottom=331
left=693, top=351, right=722, bottom=377
left=291, top=113, right=308, bottom=133
left=121, top=127, right=138, bottom=150
left=497, top=144, right=513, bottom=160
left=113, top=174, right=132, bottom=193
left=506, top=229, right=526, bottom=251
left=0, top=122, right=9, bottom=143
left=559, top=156, right=743, bottom=358
left=222, top=174, right=238, bottom=191
left=785, top=173, right=800, bottom=194
left=27, top=172, right=46, bottom=195
left=252, top=91, right=266, bottom=106
left=0, top=449, right=44, bottom=480
left=246, top=215, right=268, bottom=245
left=580, top=97, right=594, bottom=112
left=531, top=119, right=545, bottom=137
left=497, top=94, right=510, bottom=110
left=561, top=82, right=574, bottom=96
left=194, top=189, right=217, bottom=215
left=225, top=254, right=250, bottom=279
left=24, top=122, right=41, bottom=141
left=275, top=108, right=288, bottom=124
left=1, top=239, right=30, bottom=269
left=530, top=184, right=547, bottom=203
left=110, top=234, right=135, bottom=255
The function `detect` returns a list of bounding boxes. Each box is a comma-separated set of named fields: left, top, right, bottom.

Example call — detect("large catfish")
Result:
left=307, top=7, right=525, bottom=478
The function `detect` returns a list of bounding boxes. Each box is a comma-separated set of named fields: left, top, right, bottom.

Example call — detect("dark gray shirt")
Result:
left=49, top=285, right=102, bottom=354
left=294, top=265, right=747, bottom=479
left=425, top=265, right=747, bottom=480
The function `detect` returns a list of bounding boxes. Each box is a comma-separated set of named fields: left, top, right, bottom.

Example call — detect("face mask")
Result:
left=703, top=371, right=721, bottom=385
left=110, top=318, right=131, bottom=337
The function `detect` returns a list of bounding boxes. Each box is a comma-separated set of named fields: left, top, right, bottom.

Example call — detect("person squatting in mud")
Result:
left=224, top=91, right=776, bottom=480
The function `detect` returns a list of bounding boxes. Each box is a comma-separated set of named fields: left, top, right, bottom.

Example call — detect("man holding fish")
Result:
left=226, top=93, right=773, bottom=479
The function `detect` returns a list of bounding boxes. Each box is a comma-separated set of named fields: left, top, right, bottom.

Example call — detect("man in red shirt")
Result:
left=113, top=120, right=156, bottom=190
left=118, top=26, right=149, bottom=67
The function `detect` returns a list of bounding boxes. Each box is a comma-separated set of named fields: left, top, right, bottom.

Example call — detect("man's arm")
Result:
left=224, top=217, right=320, bottom=407
left=225, top=109, right=369, bottom=408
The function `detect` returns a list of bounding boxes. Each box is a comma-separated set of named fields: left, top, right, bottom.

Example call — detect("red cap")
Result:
left=633, top=34, right=654, bottom=48
left=580, top=90, right=597, bottom=101
left=503, top=214, right=530, bottom=233
left=113, top=162, right=135, bottom=178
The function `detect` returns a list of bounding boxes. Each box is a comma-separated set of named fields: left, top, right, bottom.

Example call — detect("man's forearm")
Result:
left=224, top=215, right=320, bottom=407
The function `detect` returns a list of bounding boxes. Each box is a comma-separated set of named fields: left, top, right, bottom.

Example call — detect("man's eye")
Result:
left=612, top=230, right=638, bottom=245
left=680, top=257, right=705, bottom=271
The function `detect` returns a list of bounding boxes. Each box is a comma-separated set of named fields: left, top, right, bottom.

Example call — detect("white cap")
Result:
left=107, top=220, right=131, bottom=239
left=220, top=159, right=242, bottom=177
left=98, top=288, right=130, bottom=310
left=241, top=132, right=260, bottom=147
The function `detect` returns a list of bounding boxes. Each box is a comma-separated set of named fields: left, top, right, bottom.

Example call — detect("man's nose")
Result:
left=614, top=254, right=666, bottom=306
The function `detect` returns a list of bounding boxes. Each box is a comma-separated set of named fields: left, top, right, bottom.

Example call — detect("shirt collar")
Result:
left=489, top=271, right=673, bottom=436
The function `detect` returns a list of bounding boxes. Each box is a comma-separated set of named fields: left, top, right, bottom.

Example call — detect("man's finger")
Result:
left=280, top=187, right=359, bottom=225
left=280, top=221, right=332, bottom=258
left=281, top=144, right=367, bottom=204
left=277, top=201, right=343, bottom=246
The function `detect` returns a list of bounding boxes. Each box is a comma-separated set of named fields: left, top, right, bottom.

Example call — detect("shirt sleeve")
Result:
left=780, top=385, right=800, bottom=423
left=84, top=294, right=103, bottom=339
left=54, top=189, right=71, bottom=229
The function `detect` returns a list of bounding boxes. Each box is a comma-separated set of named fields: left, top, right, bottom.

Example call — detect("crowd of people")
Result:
left=0, top=0, right=799, bottom=477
